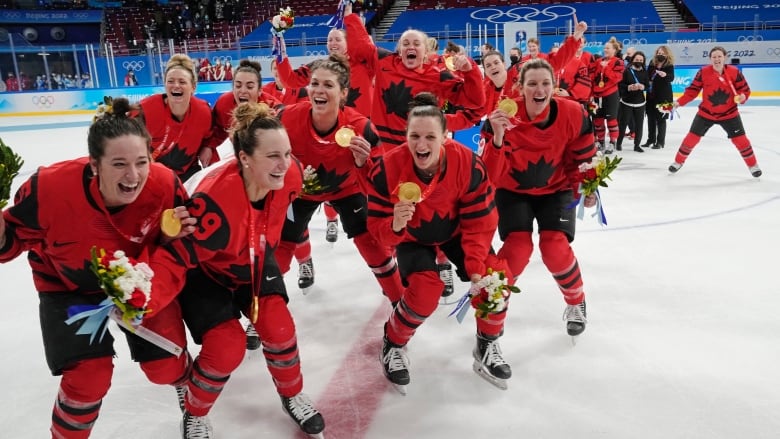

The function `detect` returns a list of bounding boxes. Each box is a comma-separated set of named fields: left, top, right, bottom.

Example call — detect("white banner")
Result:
left=632, top=40, right=780, bottom=65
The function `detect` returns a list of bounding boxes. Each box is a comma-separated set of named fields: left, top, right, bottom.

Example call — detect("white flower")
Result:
left=271, top=15, right=281, bottom=28
left=303, top=165, right=317, bottom=182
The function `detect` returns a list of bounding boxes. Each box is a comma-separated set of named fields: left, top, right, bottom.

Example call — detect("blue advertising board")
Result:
left=683, top=0, right=780, bottom=23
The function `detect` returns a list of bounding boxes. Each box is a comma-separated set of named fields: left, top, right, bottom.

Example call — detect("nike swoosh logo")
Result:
left=52, top=240, right=78, bottom=248
left=265, top=276, right=278, bottom=281
left=559, top=218, right=570, bottom=222
left=353, top=207, right=364, bottom=213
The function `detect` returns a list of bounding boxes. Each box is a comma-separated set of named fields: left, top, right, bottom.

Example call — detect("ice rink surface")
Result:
left=0, top=104, right=778, bottom=438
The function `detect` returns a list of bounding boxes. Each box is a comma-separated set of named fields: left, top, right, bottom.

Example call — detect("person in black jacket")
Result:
left=616, top=51, right=649, bottom=152
left=643, top=45, right=675, bottom=149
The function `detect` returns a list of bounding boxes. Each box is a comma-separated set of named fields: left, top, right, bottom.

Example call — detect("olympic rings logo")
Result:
left=32, top=95, right=55, bottom=107
left=622, top=38, right=648, bottom=46
left=470, top=6, right=576, bottom=23
left=73, top=13, right=89, bottom=19
left=3, top=12, right=21, bottom=19
left=737, top=35, right=764, bottom=42
left=767, top=48, right=780, bottom=56
left=211, top=55, right=232, bottom=64
left=304, top=50, right=328, bottom=56
left=122, top=60, right=145, bottom=71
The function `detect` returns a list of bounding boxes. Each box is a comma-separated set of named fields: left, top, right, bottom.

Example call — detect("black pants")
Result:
left=617, top=103, right=645, bottom=148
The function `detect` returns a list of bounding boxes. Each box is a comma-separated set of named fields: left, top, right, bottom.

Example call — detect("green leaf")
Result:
left=0, top=137, right=24, bottom=210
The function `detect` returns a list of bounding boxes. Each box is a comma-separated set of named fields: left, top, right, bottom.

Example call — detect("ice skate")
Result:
left=438, top=262, right=456, bottom=304
left=325, top=219, right=339, bottom=246
left=668, top=162, right=682, bottom=173
left=604, top=141, right=615, bottom=155
left=281, top=393, right=325, bottom=438
left=750, top=165, right=762, bottom=178
left=175, top=385, right=187, bottom=413
left=564, top=301, right=587, bottom=344
left=472, top=334, right=511, bottom=390
left=380, top=337, right=410, bottom=395
left=298, top=258, right=314, bottom=294
left=245, top=322, right=260, bottom=351
left=180, top=411, right=213, bottom=439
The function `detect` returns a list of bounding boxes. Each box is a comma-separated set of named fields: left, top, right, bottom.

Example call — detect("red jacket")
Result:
left=366, top=139, right=497, bottom=277
left=0, top=158, right=189, bottom=314
left=174, top=159, right=302, bottom=293
left=205, top=91, right=283, bottom=150
left=261, top=80, right=308, bottom=106
left=139, top=94, right=213, bottom=178
left=590, top=55, right=624, bottom=98
left=481, top=97, right=596, bottom=195
left=677, top=64, right=750, bottom=122
left=278, top=102, right=380, bottom=202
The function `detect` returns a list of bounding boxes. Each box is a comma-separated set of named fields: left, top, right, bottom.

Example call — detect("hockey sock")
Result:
left=385, top=270, right=442, bottom=346
left=539, top=231, right=585, bottom=305
left=185, top=320, right=244, bottom=416
left=354, top=233, right=404, bottom=303
left=675, top=132, right=702, bottom=164
left=293, top=229, right=312, bottom=264
left=607, top=118, right=619, bottom=142
left=593, top=117, right=606, bottom=142
left=275, top=240, right=297, bottom=274
left=732, top=134, right=758, bottom=167
left=257, top=295, right=303, bottom=398
left=497, top=231, right=533, bottom=283
left=324, top=202, right=338, bottom=221
left=51, top=357, right=112, bottom=439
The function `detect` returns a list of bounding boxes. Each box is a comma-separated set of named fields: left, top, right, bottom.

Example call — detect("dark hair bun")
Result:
left=409, top=92, right=438, bottom=109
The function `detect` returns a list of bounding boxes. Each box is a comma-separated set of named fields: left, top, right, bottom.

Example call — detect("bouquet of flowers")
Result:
left=450, top=268, right=520, bottom=323
left=270, top=7, right=295, bottom=61
left=570, top=152, right=621, bottom=225
left=92, top=96, right=114, bottom=123
left=0, top=137, right=24, bottom=210
left=656, top=101, right=678, bottom=120
left=66, top=247, right=153, bottom=343
left=302, top=165, right=326, bottom=195
left=271, top=7, right=295, bottom=34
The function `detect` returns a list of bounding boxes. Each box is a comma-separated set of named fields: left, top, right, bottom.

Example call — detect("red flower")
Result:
left=585, top=169, right=598, bottom=180
left=127, top=289, right=147, bottom=308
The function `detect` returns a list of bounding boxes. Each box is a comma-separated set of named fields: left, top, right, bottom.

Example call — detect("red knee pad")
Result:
left=255, top=295, right=296, bottom=346
left=60, top=357, right=113, bottom=402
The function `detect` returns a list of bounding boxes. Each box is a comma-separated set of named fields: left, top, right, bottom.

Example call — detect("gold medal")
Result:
left=335, top=126, right=356, bottom=147
left=497, top=98, right=518, bottom=117
left=444, top=56, right=456, bottom=71
left=160, top=208, right=182, bottom=237
left=250, top=295, right=259, bottom=323
left=397, top=182, right=422, bottom=203
left=598, top=81, right=605, bottom=88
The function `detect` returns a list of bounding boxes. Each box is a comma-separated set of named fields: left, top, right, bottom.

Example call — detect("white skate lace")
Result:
left=481, top=340, right=508, bottom=367
left=175, top=385, right=187, bottom=412
left=183, top=413, right=212, bottom=439
left=382, top=346, right=410, bottom=373
left=438, top=264, right=453, bottom=289
left=299, top=260, right=314, bottom=280
left=286, top=393, right=319, bottom=423
left=245, top=322, right=259, bottom=338
left=563, top=303, right=587, bottom=324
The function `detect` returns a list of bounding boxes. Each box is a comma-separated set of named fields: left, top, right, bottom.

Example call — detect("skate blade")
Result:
left=308, top=433, right=325, bottom=439
left=570, top=334, right=581, bottom=346
left=472, top=361, right=508, bottom=390
left=392, top=383, right=408, bottom=396
left=301, top=286, right=314, bottom=296
left=439, top=295, right=458, bottom=305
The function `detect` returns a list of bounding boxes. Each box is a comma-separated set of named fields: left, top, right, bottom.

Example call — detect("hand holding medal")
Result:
left=497, top=98, right=518, bottom=117
left=335, top=126, right=356, bottom=147
left=160, top=205, right=196, bottom=239
left=397, top=182, right=421, bottom=203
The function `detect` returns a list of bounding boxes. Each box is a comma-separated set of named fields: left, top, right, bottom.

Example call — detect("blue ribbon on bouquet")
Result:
left=65, top=297, right=114, bottom=344
left=567, top=187, right=608, bottom=226
left=448, top=288, right=475, bottom=323
left=327, top=0, right=349, bottom=29
left=271, top=32, right=284, bottom=64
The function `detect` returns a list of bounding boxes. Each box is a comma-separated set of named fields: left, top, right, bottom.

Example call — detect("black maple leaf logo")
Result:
left=156, top=144, right=193, bottom=173
left=314, top=163, right=349, bottom=195
left=382, top=80, right=414, bottom=119
left=346, top=87, right=362, bottom=108
left=558, top=77, right=571, bottom=91
left=407, top=211, right=457, bottom=244
left=510, top=157, right=556, bottom=190
left=708, top=88, right=730, bottom=106
left=60, top=259, right=100, bottom=291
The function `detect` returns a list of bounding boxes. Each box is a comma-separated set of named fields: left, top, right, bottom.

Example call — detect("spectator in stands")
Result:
left=590, top=37, right=625, bottom=154
left=669, top=46, right=762, bottom=177
left=137, top=54, right=214, bottom=182
left=616, top=51, right=648, bottom=153
left=643, top=45, right=675, bottom=149
left=224, top=59, right=233, bottom=81
left=5, top=72, right=20, bottom=92
left=124, top=69, right=139, bottom=86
